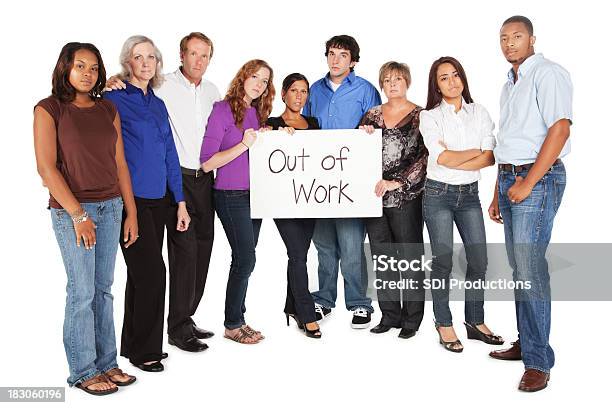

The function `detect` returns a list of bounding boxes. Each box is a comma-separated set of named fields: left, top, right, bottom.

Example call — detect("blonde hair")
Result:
left=119, top=35, right=164, bottom=89
left=378, top=61, right=411, bottom=89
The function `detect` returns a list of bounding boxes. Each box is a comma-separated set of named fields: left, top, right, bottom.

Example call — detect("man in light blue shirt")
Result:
left=303, top=35, right=381, bottom=329
left=488, top=16, right=573, bottom=393
left=495, top=54, right=573, bottom=165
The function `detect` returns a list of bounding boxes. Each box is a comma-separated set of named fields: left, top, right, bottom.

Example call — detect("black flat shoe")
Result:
left=370, top=323, right=392, bottom=334
left=169, top=336, right=209, bottom=352
left=435, top=326, right=463, bottom=353
left=193, top=325, right=215, bottom=339
left=464, top=322, right=504, bottom=345
left=398, top=328, right=416, bottom=339
left=133, top=361, right=164, bottom=372
left=161, top=352, right=168, bottom=360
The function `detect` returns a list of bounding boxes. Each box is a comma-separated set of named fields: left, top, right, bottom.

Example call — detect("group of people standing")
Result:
left=34, top=14, right=572, bottom=396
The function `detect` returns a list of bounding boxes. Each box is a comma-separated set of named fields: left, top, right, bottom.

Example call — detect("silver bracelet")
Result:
left=71, top=210, right=89, bottom=224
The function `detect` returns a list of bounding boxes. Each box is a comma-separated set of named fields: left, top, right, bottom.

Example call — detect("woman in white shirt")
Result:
left=419, top=56, right=504, bottom=353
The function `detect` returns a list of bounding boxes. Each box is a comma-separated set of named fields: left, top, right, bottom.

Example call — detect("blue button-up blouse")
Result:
left=104, top=82, right=184, bottom=202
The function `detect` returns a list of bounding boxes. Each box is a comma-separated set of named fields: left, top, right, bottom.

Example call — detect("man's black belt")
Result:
left=498, top=159, right=561, bottom=173
left=181, top=167, right=205, bottom=178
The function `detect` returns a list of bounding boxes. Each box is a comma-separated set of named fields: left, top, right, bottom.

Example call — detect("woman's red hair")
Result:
left=225, top=59, right=275, bottom=128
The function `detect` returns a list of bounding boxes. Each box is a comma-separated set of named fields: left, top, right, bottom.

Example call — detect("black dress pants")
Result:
left=120, top=196, right=168, bottom=364
left=166, top=171, right=215, bottom=339
left=365, top=196, right=425, bottom=330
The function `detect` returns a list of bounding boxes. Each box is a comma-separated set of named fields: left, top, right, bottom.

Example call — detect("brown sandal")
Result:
left=105, top=367, right=137, bottom=386
left=243, top=325, right=265, bottom=340
left=76, top=374, right=118, bottom=396
left=224, top=327, right=259, bottom=344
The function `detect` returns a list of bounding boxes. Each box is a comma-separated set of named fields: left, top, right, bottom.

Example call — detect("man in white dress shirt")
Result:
left=158, top=33, right=221, bottom=352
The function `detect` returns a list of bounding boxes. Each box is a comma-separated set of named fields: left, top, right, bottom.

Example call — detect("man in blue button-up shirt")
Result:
left=303, top=35, right=381, bottom=329
left=487, top=16, right=573, bottom=393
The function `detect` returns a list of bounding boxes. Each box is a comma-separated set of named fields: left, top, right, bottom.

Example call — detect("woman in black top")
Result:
left=266, top=73, right=321, bottom=338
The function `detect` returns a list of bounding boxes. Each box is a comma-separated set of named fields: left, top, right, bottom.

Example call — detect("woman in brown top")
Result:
left=34, top=42, right=138, bottom=396
left=359, top=61, right=428, bottom=340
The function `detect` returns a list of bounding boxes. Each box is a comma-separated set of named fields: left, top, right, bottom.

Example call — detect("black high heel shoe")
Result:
left=464, top=322, right=504, bottom=345
left=435, top=325, right=463, bottom=353
left=285, top=313, right=322, bottom=339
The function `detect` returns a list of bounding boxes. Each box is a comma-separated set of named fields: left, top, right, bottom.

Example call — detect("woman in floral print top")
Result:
left=360, top=104, right=428, bottom=206
left=359, top=61, right=428, bottom=339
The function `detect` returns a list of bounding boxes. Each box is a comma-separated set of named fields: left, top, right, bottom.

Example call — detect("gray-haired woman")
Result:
left=104, top=35, right=190, bottom=372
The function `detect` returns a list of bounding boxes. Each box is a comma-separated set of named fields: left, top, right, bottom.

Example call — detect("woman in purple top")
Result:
left=200, top=59, right=275, bottom=344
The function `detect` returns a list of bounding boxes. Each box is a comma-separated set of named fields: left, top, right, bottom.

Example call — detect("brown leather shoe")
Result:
left=489, top=340, right=521, bottom=360
left=518, top=369, right=550, bottom=392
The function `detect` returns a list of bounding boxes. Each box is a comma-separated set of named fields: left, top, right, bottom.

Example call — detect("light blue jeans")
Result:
left=498, top=161, right=566, bottom=373
left=50, top=197, right=123, bottom=386
left=311, top=218, right=373, bottom=312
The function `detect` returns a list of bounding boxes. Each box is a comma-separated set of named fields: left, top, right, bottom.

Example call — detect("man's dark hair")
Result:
left=325, top=35, right=360, bottom=63
left=502, top=15, right=534, bottom=36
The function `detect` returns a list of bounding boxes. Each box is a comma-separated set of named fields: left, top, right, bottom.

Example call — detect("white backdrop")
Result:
left=0, top=0, right=610, bottom=406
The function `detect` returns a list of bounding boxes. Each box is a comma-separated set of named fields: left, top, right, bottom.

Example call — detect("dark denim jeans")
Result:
left=274, top=218, right=317, bottom=324
left=50, top=197, right=123, bottom=386
left=498, top=161, right=566, bottom=373
left=214, top=190, right=262, bottom=330
left=423, top=179, right=488, bottom=327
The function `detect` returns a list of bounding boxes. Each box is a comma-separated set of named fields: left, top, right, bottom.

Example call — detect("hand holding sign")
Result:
left=242, top=128, right=257, bottom=148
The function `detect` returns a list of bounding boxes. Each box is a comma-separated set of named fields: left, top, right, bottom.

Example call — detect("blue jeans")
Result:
left=423, top=179, right=487, bottom=327
left=498, top=161, right=566, bottom=373
left=214, top=190, right=262, bottom=329
left=311, top=218, right=373, bottom=312
left=50, top=197, right=123, bottom=386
